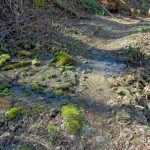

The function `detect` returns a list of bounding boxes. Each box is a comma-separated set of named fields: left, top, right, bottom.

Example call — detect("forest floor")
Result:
left=0, top=5, right=150, bottom=150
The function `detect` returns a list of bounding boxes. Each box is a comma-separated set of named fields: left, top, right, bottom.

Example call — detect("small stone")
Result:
left=117, top=87, right=130, bottom=96
left=130, top=88, right=138, bottom=94
left=121, top=100, right=130, bottom=106
left=96, top=135, right=107, bottom=143
left=134, top=105, right=144, bottom=110
left=84, top=125, right=93, bottom=136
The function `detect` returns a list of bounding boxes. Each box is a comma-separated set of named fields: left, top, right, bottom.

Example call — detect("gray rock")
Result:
left=121, top=100, right=130, bottom=106
left=117, top=87, right=130, bottom=96
left=147, top=102, right=150, bottom=110
left=84, top=125, right=93, bottom=136
left=96, top=135, right=107, bottom=143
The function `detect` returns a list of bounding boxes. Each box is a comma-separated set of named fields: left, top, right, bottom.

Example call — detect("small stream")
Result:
left=90, top=59, right=126, bottom=77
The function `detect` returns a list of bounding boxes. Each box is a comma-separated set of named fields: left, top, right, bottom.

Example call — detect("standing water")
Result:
left=90, top=59, right=125, bottom=77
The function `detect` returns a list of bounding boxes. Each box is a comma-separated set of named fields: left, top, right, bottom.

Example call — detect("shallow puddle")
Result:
left=90, top=59, right=125, bottom=77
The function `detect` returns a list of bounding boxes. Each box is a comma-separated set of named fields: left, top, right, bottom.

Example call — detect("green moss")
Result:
left=117, top=111, right=131, bottom=122
left=32, top=104, right=49, bottom=113
left=39, top=75, right=45, bottom=81
left=65, top=66, right=74, bottom=71
left=7, top=106, right=23, bottom=120
left=62, top=104, right=84, bottom=136
left=0, top=54, right=10, bottom=67
left=32, top=59, right=41, bottom=66
left=55, top=82, right=73, bottom=90
left=131, top=138, right=142, bottom=145
left=19, top=145, right=35, bottom=150
left=18, top=50, right=32, bottom=57
left=34, top=0, right=44, bottom=8
left=0, top=83, right=11, bottom=91
left=0, top=83, right=12, bottom=96
left=19, top=79, right=28, bottom=84
left=57, top=52, right=73, bottom=66
left=0, top=44, right=7, bottom=52
left=53, top=89, right=64, bottom=96
left=46, top=73, right=56, bottom=79
left=47, top=124, right=60, bottom=145
left=144, top=126, right=150, bottom=130
left=31, top=82, right=44, bottom=92
left=145, top=53, right=150, bottom=60
left=3, top=61, right=31, bottom=70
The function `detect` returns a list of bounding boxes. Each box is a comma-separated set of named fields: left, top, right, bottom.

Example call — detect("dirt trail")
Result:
left=62, top=16, right=150, bottom=149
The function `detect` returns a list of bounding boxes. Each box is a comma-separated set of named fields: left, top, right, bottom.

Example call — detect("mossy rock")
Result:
left=62, top=104, right=85, bottom=136
left=19, top=145, right=35, bottom=150
left=0, top=83, right=11, bottom=91
left=18, top=79, right=28, bottom=84
left=46, top=73, right=56, bottom=79
left=18, top=50, right=32, bottom=57
left=0, top=44, right=7, bottom=52
left=47, top=124, right=60, bottom=145
left=54, top=82, right=73, bottom=90
left=31, top=82, right=44, bottom=92
left=57, top=52, right=73, bottom=66
left=116, top=87, right=130, bottom=96
left=32, top=59, right=41, bottom=66
left=53, top=89, right=64, bottom=96
left=0, top=54, right=10, bottom=68
left=3, top=61, right=31, bottom=70
left=7, top=106, right=23, bottom=120
left=145, top=53, right=150, bottom=60
left=116, top=111, right=131, bottom=123
left=32, top=104, right=50, bottom=113
left=0, top=83, right=12, bottom=96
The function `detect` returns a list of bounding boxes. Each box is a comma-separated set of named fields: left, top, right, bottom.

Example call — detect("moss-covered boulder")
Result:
left=3, top=61, right=31, bottom=70
left=46, top=73, right=56, bottom=79
left=18, top=50, right=32, bottom=57
left=57, top=52, right=73, bottom=66
left=54, top=82, right=73, bottom=90
left=6, top=106, right=23, bottom=120
left=62, top=104, right=85, bottom=136
left=53, top=89, right=64, bottom=96
left=31, top=82, right=44, bottom=92
left=32, top=59, right=41, bottom=66
left=0, top=54, right=10, bottom=68
left=0, top=83, right=12, bottom=96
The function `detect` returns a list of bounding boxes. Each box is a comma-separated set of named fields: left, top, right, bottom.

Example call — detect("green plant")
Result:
left=62, top=104, right=85, bottom=136
left=7, top=107, right=23, bottom=120
left=0, top=54, right=10, bottom=68
left=83, top=0, right=108, bottom=15
left=47, top=124, right=60, bottom=145
left=34, top=0, right=44, bottom=8
left=0, top=44, right=7, bottom=52
left=19, top=145, right=35, bottom=150
left=3, top=61, right=31, bottom=70
left=57, top=52, right=73, bottom=66
left=31, top=82, right=44, bottom=92
left=53, top=89, right=64, bottom=96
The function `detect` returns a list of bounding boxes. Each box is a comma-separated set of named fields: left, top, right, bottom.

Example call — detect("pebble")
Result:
left=96, top=135, right=107, bottom=143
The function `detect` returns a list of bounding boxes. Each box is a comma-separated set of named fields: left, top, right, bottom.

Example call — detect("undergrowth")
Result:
left=82, top=0, right=109, bottom=15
